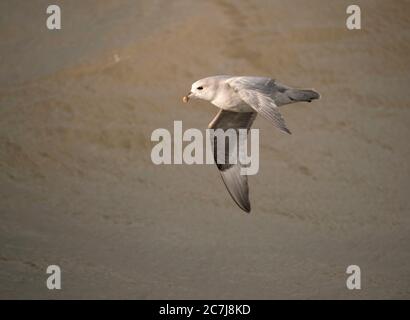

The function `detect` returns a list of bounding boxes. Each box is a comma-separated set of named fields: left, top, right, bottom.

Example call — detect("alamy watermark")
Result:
left=346, top=265, right=361, bottom=290
left=45, top=4, right=361, bottom=31
left=46, top=5, right=61, bottom=30
left=346, top=5, right=361, bottom=30
left=46, top=265, right=61, bottom=290
left=151, top=121, right=260, bottom=175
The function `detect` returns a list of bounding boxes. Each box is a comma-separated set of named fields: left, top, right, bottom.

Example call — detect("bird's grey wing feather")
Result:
left=237, top=89, right=291, bottom=134
left=226, top=77, right=291, bottom=134
left=208, top=109, right=256, bottom=213
left=226, top=76, right=319, bottom=106
left=226, top=76, right=276, bottom=95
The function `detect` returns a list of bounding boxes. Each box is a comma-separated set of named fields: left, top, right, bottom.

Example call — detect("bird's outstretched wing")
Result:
left=208, top=109, right=257, bottom=213
left=226, top=77, right=291, bottom=134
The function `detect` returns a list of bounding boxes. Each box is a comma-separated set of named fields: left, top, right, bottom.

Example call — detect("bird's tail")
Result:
left=288, top=89, right=320, bottom=103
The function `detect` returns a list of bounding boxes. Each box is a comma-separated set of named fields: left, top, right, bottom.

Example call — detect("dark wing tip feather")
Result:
left=219, top=166, right=252, bottom=214
left=209, top=110, right=256, bottom=213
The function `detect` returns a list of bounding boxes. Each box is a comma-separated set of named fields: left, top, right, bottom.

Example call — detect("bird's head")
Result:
left=183, top=77, right=218, bottom=103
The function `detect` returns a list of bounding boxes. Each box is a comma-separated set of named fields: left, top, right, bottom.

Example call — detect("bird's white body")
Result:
left=204, top=77, right=254, bottom=112
left=212, top=89, right=254, bottom=112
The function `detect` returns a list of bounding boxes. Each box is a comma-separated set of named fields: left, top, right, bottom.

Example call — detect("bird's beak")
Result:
left=182, top=92, right=192, bottom=103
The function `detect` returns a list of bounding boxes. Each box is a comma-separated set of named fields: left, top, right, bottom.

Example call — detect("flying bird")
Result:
left=183, top=76, right=320, bottom=213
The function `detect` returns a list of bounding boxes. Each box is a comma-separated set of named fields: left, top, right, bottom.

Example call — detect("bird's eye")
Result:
left=197, top=86, right=203, bottom=90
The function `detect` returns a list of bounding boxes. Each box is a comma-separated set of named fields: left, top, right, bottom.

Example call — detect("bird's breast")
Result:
left=211, top=90, right=253, bottom=112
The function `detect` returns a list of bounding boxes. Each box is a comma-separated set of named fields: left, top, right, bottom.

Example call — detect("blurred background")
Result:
left=0, top=0, right=409, bottom=299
